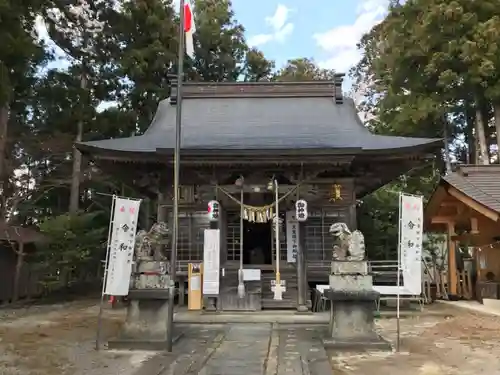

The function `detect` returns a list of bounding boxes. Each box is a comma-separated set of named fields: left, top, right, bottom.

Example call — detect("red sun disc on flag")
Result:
left=184, top=3, right=193, bottom=33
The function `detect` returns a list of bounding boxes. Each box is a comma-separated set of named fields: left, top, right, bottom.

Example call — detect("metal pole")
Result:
left=274, top=179, right=282, bottom=300
left=166, top=0, right=185, bottom=353
left=96, top=195, right=116, bottom=351
left=238, top=187, right=245, bottom=298
left=396, top=193, right=402, bottom=352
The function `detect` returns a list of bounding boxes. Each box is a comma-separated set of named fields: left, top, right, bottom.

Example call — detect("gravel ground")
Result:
left=0, top=300, right=151, bottom=375
left=1, top=301, right=500, bottom=375
left=330, top=305, right=500, bottom=375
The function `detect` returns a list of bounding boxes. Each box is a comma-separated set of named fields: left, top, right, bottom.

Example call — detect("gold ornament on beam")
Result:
left=329, top=184, right=343, bottom=202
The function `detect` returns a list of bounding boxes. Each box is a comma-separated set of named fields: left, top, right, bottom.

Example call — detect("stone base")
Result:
left=323, top=335, right=392, bottom=352
left=331, top=260, right=368, bottom=275
left=324, top=284, right=390, bottom=352
left=110, top=289, right=175, bottom=350
left=329, top=274, right=373, bottom=291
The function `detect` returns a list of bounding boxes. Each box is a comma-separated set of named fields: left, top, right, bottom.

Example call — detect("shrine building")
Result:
left=76, top=75, right=442, bottom=310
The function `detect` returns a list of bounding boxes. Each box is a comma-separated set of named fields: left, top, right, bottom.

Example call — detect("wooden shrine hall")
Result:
left=425, top=164, right=500, bottom=302
left=77, top=76, right=441, bottom=310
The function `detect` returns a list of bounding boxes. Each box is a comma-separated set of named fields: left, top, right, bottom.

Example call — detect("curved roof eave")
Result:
left=76, top=137, right=442, bottom=159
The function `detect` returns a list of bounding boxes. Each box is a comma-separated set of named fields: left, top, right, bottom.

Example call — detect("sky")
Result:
left=234, top=0, right=389, bottom=74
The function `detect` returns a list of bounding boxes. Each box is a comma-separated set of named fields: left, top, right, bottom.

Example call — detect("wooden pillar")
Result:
left=157, top=191, right=167, bottom=223
left=349, top=190, right=357, bottom=230
left=12, top=242, right=25, bottom=302
left=296, top=222, right=308, bottom=311
left=143, top=197, right=151, bottom=229
left=447, top=221, right=458, bottom=295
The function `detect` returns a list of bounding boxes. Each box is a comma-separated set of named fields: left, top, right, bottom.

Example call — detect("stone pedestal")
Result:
left=108, top=289, right=182, bottom=350
left=323, top=261, right=390, bottom=351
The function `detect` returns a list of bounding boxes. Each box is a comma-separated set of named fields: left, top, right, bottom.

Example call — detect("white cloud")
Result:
left=313, top=0, right=388, bottom=73
left=248, top=4, right=294, bottom=47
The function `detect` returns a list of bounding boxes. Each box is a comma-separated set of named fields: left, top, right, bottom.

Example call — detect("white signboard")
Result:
left=104, top=197, right=141, bottom=296
left=203, top=229, right=220, bottom=295
left=286, top=211, right=299, bottom=263
left=243, top=269, right=261, bottom=281
left=399, top=194, right=423, bottom=295
left=190, top=275, right=201, bottom=291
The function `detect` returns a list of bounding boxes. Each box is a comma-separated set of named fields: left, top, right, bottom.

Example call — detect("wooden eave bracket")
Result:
left=447, top=186, right=499, bottom=222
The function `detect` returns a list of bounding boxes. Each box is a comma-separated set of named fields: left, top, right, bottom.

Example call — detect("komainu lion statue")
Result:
left=134, top=222, right=170, bottom=260
left=329, top=222, right=366, bottom=261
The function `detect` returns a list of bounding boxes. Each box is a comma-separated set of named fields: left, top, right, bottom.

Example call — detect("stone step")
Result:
left=261, top=298, right=297, bottom=309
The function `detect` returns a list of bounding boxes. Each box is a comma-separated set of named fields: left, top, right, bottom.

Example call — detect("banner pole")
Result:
left=396, top=193, right=402, bottom=352
left=96, top=195, right=116, bottom=351
left=166, top=0, right=186, bottom=353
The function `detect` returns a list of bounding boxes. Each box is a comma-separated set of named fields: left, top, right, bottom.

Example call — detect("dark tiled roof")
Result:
left=0, top=222, right=46, bottom=244
left=443, top=165, right=500, bottom=213
left=77, top=81, right=441, bottom=154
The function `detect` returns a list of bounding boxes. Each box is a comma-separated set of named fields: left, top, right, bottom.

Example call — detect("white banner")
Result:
left=399, top=194, right=423, bottom=295
left=286, top=211, right=299, bottom=263
left=203, top=229, right=220, bottom=295
left=104, top=197, right=141, bottom=296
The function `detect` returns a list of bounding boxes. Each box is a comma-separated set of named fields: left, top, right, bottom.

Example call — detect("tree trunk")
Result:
left=494, top=102, right=500, bottom=162
left=12, top=242, right=25, bottom=302
left=465, top=101, right=475, bottom=164
left=475, top=107, right=490, bottom=165
left=442, top=115, right=452, bottom=172
left=0, top=104, right=9, bottom=184
left=69, top=74, right=87, bottom=214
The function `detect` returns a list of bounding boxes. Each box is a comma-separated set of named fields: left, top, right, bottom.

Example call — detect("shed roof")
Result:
left=76, top=81, right=441, bottom=156
left=443, top=164, right=500, bottom=213
left=0, top=222, right=46, bottom=244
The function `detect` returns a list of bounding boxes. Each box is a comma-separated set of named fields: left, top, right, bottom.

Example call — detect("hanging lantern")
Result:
left=207, top=200, right=220, bottom=222
left=295, top=199, right=308, bottom=222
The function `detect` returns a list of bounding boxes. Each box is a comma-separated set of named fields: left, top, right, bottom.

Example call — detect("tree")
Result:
left=102, top=0, right=177, bottom=132
left=35, top=211, right=107, bottom=292
left=44, top=0, right=108, bottom=213
left=242, top=48, right=275, bottom=82
left=359, top=169, right=440, bottom=260
left=351, top=0, right=500, bottom=164
left=461, top=10, right=500, bottom=159
left=189, top=0, right=247, bottom=82
left=0, top=0, right=51, bottom=221
left=274, top=58, right=335, bottom=81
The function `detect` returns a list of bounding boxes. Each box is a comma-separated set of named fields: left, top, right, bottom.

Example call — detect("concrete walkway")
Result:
left=134, top=323, right=333, bottom=375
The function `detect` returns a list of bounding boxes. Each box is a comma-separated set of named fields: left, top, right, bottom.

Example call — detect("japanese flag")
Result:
left=184, top=1, right=195, bottom=58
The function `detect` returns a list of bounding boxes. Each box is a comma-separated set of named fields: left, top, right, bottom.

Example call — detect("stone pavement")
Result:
left=134, top=323, right=333, bottom=375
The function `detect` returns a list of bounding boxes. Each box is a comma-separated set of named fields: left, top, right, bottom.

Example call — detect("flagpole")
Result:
left=166, top=0, right=185, bottom=353
left=396, top=193, right=402, bottom=353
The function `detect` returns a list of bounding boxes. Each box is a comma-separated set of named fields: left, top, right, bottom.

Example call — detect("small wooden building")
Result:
left=425, top=165, right=500, bottom=301
left=77, top=77, right=441, bottom=309
left=0, top=223, right=46, bottom=303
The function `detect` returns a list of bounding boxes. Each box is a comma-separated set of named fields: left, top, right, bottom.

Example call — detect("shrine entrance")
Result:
left=243, top=220, right=272, bottom=265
